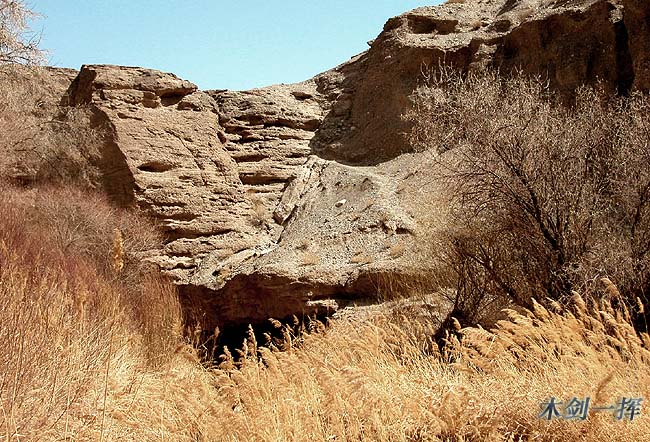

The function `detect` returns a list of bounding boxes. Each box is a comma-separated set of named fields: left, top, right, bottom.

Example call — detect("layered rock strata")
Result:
left=32, top=0, right=649, bottom=328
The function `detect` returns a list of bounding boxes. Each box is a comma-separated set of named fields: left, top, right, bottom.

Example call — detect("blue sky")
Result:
left=29, top=1, right=441, bottom=91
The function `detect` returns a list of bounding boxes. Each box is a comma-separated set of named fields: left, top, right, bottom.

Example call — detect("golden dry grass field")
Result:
left=1, top=186, right=649, bottom=441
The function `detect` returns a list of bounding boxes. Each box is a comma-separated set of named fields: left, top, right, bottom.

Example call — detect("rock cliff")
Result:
left=11, top=0, right=650, bottom=329
left=313, top=0, right=650, bottom=164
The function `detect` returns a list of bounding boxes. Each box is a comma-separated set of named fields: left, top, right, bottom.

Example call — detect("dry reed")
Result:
left=2, top=183, right=647, bottom=440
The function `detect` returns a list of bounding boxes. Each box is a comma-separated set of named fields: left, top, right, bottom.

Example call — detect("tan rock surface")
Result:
left=313, top=0, right=650, bottom=164
left=65, top=66, right=269, bottom=284
left=59, top=64, right=423, bottom=328
left=8, top=0, right=650, bottom=328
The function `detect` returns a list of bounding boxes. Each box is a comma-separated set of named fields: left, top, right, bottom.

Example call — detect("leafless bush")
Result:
left=0, top=184, right=163, bottom=289
left=406, top=69, right=650, bottom=328
left=1, top=1, right=104, bottom=188
left=0, top=0, right=44, bottom=64
left=0, top=184, right=183, bottom=438
left=0, top=65, right=103, bottom=187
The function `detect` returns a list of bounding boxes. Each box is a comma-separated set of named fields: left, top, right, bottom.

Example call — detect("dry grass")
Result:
left=151, top=289, right=650, bottom=441
left=0, top=184, right=182, bottom=440
left=1, top=184, right=649, bottom=440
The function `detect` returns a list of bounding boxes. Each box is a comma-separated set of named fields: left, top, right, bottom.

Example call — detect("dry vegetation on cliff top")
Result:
left=0, top=184, right=649, bottom=441
left=0, top=64, right=102, bottom=187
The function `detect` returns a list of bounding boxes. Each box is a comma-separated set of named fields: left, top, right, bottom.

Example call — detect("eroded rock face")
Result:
left=47, top=0, right=650, bottom=329
left=65, top=65, right=268, bottom=281
left=182, top=71, right=424, bottom=329
left=313, top=0, right=650, bottom=164
left=61, top=64, right=422, bottom=329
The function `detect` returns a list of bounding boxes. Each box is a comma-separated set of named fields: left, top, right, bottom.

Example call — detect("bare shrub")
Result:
left=1, top=8, right=91, bottom=187
left=0, top=184, right=163, bottom=289
left=0, top=0, right=44, bottom=64
left=0, top=185, right=182, bottom=438
left=0, top=65, right=103, bottom=187
left=406, top=69, right=650, bottom=328
left=137, top=273, right=183, bottom=365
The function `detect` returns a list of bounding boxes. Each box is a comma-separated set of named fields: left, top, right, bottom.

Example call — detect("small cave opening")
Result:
left=160, top=94, right=186, bottom=107
left=190, top=311, right=335, bottom=364
left=407, top=17, right=458, bottom=35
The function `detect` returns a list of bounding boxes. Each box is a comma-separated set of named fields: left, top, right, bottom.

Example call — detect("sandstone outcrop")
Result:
left=60, top=64, right=424, bottom=329
left=6, top=0, right=650, bottom=330
left=312, top=0, right=650, bottom=164
left=66, top=65, right=264, bottom=281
